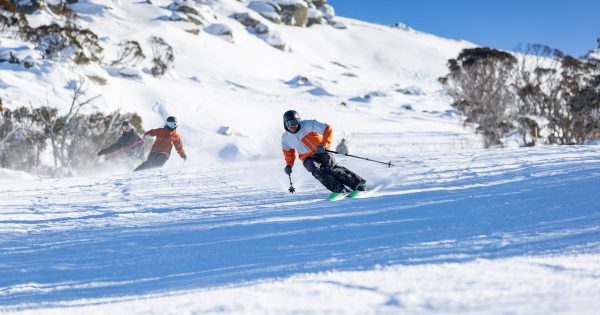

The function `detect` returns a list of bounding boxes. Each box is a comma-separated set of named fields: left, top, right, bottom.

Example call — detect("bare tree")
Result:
left=515, top=44, right=600, bottom=144
left=1, top=90, right=145, bottom=175
left=148, top=36, right=174, bottom=77
left=51, top=77, right=100, bottom=167
left=442, top=47, right=517, bottom=148
left=0, top=106, right=48, bottom=172
left=111, top=40, right=146, bottom=66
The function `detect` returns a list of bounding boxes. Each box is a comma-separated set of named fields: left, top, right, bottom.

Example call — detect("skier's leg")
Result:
left=133, top=160, right=151, bottom=172
left=320, top=153, right=367, bottom=191
left=303, top=155, right=348, bottom=193
left=151, top=153, right=169, bottom=168
left=133, top=152, right=168, bottom=172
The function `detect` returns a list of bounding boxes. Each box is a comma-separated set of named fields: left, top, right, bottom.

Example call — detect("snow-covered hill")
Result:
left=1, top=0, right=477, bottom=170
left=3, top=1, right=600, bottom=314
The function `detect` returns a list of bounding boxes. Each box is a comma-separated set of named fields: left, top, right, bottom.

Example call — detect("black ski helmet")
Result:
left=283, top=110, right=301, bottom=133
left=166, top=116, right=178, bottom=129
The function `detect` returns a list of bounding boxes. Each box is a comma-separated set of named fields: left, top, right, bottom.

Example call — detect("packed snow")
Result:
left=1, top=146, right=600, bottom=314
left=1, top=0, right=600, bottom=314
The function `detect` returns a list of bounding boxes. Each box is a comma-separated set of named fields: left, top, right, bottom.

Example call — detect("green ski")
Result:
left=351, top=187, right=376, bottom=198
left=328, top=192, right=350, bottom=201
left=350, top=190, right=366, bottom=198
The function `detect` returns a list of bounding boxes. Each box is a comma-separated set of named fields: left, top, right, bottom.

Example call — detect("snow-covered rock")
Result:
left=277, top=1, right=308, bottom=26
left=165, top=0, right=219, bottom=25
left=248, top=1, right=281, bottom=24
left=247, top=0, right=309, bottom=26
left=232, top=12, right=261, bottom=28
left=272, top=0, right=308, bottom=6
left=396, top=86, right=425, bottom=96
left=22, top=55, right=35, bottom=68
left=167, top=11, right=188, bottom=22
left=286, top=75, right=312, bottom=87
left=390, top=22, right=414, bottom=32
left=318, top=3, right=335, bottom=20
left=0, top=50, right=19, bottom=64
left=349, top=91, right=387, bottom=103
left=257, top=29, right=288, bottom=51
left=233, top=12, right=288, bottom=50
left=107, top=66, right=142, bottom=79
left=217, top=126, right=233, bottom=136
left=329, top=19, right=347, bottom=29
left=204, top=23, right=234, bottom=42
left=10, top=0, right=42, bottom=14
left=307, top=7, right=324, bottom=26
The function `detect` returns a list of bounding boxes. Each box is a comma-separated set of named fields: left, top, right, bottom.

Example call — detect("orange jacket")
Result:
left=281, top=119, right=333, bottom=167
left=145, top=127, right=186, bottom=158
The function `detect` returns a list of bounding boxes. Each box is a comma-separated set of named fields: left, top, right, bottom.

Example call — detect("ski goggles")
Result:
left=166, top=121, right=177, bottom=128
left=122, top=125, right=132, bottom=131
left=285, top=119, right=300, bottom=129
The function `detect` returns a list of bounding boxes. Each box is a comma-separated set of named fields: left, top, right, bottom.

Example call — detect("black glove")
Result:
left=182, top=154, right=187, bottom=161
left=284, top=165, right=292, bottom=175
left=97, top=149, right=106, bottom=156
left=316, top=145, right=326, bottom=154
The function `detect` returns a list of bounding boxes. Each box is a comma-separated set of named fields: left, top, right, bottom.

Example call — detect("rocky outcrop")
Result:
left=232, top=12, right=261, bottom=28
left=390, top=22, right=414, bottom=32
left=276, top=0, right=308, bottom=27
left=306, top=7, right=323, bottom=27
left=248, top=1, right=281, bottom=24
left=165, top=0, right=219, bottom=26
left=9, top=0, right=43, bottom=14
left=232, top=12, right=289, bottom=51
left=247, top=0, right=340, bottom=28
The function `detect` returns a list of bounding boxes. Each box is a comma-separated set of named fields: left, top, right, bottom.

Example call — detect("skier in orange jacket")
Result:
left=281, top=110, right=366, bottom=194
left=134, top=116, right=186, bottom=172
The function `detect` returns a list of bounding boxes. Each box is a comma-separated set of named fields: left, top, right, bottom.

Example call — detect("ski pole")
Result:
left=105, top=139, right=144, bottom=161
left=326, top=149, right=395, bottom=167
left=288, top=174, right=296, bottom=193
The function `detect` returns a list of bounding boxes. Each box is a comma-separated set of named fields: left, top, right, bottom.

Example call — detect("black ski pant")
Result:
left=303, top=153, right=365, bottom=193
left=133, top=152, right=169, bottom=172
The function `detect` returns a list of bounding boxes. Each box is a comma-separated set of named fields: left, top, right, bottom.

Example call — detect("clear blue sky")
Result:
left=327, top=0, right=600, bottom=57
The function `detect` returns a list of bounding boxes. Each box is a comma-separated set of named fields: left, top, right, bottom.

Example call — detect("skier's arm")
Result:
left=312, top=120, right=333, bottom=149
left=321, top=124, right=333, bottom=149
left=173, top=134, right=186, bottom=159
left=101, top=135, right=127, bottom=154
left=282, top=136, right=296, bottom=167
left=144, top=129, right=159, bottom=137
left=283, top=149, right=296, bottom=167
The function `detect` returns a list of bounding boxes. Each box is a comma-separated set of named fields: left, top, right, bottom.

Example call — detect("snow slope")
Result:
left=1, top=146, right=600, bottom=314
left=2, top=1, right=600, bottom=314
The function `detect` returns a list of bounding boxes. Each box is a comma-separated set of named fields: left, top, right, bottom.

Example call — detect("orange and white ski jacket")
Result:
left=281, top=119, right=333, bottom=167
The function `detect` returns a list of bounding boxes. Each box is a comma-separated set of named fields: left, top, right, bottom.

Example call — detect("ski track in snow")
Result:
left=1, top=146, right=599, bottom=312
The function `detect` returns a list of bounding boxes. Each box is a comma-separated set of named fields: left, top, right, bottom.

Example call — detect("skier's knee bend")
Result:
left=303, top=158, right=317, bottom=173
